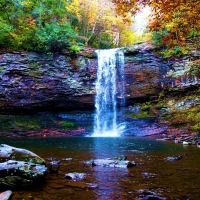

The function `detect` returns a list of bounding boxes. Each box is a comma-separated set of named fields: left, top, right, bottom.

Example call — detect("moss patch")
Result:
left=14, top=116, right=42, bottom=131
left=59, top=121, right=77, bottom=130
left=167, top=105, right=200, bottom=133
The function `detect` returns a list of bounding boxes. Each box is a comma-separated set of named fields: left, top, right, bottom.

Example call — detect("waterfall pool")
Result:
left=1, top=136, right=200, bottom=199
left=0, top=47, right=199, bottom=199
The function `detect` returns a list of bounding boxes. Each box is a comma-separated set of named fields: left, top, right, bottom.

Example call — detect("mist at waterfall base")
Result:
left=92, top=49, right=125, bottom=137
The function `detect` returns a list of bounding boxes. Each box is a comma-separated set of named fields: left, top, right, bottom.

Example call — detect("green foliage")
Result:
left=0, top=116, right=12, bottom=131
left=28, top=70, right=43, bottom=76
left=152, top=28, right=168, bottom=47
left=59, top=121, right=77, bottom=130
left=0, top=0, right=79, bottom=52
left=130, top=102, right=154, bottom=119
left=30, top=62, right=42, bottom=68
left=0, top=20, right=14, bottom=48
left=152, top=32, right=163, bottom=46
left=69, top=45, right=81, bottom=53
left=98, top=33, right=115, bottom=49
left=141, top=102, right=152, bottom=111
left=35, top=22, right=77, bottom=52
left=0, top=0, right=135, bottom=51
left=167, top=105, right=200, bottom=134
left=187, top=106, right=200, bottom=133
left=189, top=60, right=200, bottom=76
left=187, top=30, right=199, bottom=39
left=131, top=111, right=152, bottom=119
left=0, top=67, right=6, bottom=73
left=14, top=116, right=41, bottom=131
left=161, top=46, right=188, bottom=58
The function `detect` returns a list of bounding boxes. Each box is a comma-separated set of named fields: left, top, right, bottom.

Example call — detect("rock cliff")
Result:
left=0, top=42, right=199, bottom=112
left=0, top=50, right=97, bottom=111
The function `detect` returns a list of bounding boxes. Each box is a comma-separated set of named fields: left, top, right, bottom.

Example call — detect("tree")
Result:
left=0, top=0, right=77, bottom=52
left=0, top=0, right=142, bottom=51
left=113, top=0, right=200, bottom=48
left=66, top=0, right=134, bottom=48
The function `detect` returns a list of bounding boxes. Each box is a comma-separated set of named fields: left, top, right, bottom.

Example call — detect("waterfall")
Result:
left=92, top=49, right=125, bottom=137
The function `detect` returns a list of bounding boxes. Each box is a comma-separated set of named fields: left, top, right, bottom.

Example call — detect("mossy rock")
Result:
left=0, top=144, right=45, bottom=164
left=0, top=176, right=32, bottom=189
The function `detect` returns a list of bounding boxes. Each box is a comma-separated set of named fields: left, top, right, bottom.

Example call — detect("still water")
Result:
left=0, top=137, right=200, bottom=200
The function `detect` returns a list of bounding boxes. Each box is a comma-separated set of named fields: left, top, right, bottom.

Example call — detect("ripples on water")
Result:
left=1, top=137, right=200, bottom=199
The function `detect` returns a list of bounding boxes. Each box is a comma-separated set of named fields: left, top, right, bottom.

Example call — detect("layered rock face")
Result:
left=0, top=50, right=97, bottom=111
left=124, top=43, right=200, bottom=103
left=0, top=43, right=199, bottom=111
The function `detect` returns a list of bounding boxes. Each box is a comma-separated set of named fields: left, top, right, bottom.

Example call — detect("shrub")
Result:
left=34, top=21, right=77, bottom=52
left=69, top=45, right=81, bottom=53
left=59, top=121, right=76, bottom=130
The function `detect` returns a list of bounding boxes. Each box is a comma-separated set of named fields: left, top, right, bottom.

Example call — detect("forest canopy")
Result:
left=0, top=0, right=141, bottom=52
left=113, top=0, right=200, bottom=48
left=0, top=0, right=199, bottom=53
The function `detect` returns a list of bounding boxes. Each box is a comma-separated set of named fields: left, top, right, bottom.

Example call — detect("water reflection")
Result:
left=91, top=137, right=131, bottom=199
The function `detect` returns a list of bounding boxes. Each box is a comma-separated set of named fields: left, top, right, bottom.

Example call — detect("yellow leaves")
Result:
left=19, top=0, right=35, bottom=8
left=119, top=28, right=135, bottom=46
left=66, top=0, right=81, bottom=19
left=114, top=0, right=200, bottom=48
left=66, top=0, right=134, bottom=47
left=165, top=22, right=175, bottom=31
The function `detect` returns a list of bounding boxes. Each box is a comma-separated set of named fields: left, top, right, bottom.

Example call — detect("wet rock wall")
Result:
left=0, top=43, right=199, bottom=112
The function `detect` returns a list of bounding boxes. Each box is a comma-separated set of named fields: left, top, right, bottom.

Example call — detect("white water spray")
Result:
left=92, top=49, right=125, bottom=137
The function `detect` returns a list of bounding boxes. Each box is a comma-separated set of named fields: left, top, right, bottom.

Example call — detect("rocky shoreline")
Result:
left=1, top=125, right=199, bottom=148
left=147, top=126, right=200, bottom=148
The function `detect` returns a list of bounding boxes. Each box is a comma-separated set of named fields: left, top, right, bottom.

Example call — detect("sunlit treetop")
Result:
left=113, top=0, right=200, bottom=48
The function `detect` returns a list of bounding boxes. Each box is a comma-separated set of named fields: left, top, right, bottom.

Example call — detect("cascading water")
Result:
left=92, top=49, right=125, bottom=137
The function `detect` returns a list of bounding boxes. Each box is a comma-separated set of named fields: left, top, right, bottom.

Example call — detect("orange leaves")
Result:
left=26, top=18, right=35, bottom=26
left=113, top=0, right=200, bottom=48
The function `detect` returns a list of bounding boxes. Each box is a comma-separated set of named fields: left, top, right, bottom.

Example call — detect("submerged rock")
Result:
left=142, top=195, right=167, bottom=200
left=62, top=158, right=73, bottom=161
left=0, top=176, right=32, bottom=189
left=47, top=158, right=61, bottom=173
left=165, top=155, right=182, bottom=162
left=0, top=190, right=12, bottom=200
left=139, top=190, right=167, bottom=200
left=85, top=158, right=136, bottom=168
left=65, top=172, right=86, bottom=180
left=64, top=181, right=98, bottom=189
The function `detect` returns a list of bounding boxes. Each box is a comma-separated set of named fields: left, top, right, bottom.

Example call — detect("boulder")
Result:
left=0, top=176, right=32, bottom=189
left=0, top=160, right=47, bottom=179
left=142, top=195, right=167, bottom=200
left=0, top=190, right=12, bottom=200
left=0, top=144, right=47, bottom=189
left=0, top=144, right=45, bottom=164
